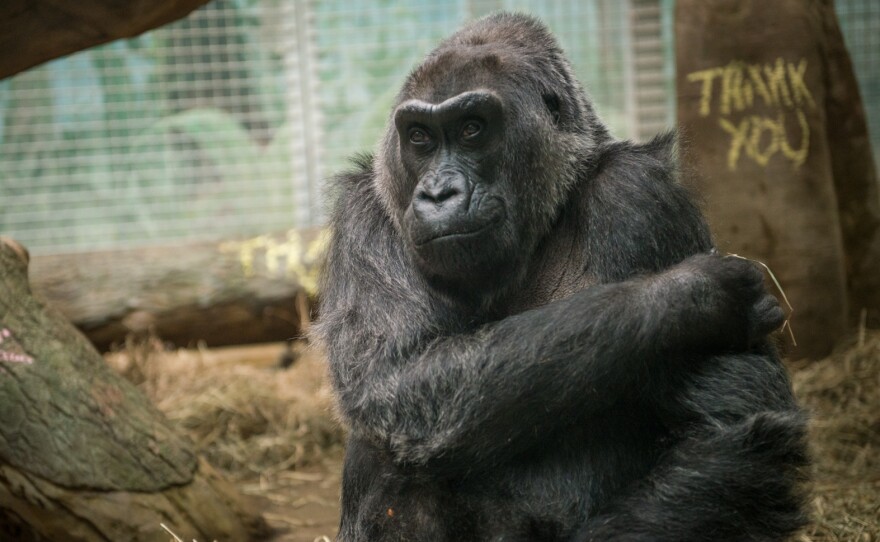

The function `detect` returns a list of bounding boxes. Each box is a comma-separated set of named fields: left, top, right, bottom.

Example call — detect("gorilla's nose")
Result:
left=413, top=172, right=468, bottom=222
left=418, top=182, right=460, bottom=204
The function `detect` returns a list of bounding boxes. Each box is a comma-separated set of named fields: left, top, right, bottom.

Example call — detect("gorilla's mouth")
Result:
left=412, top=208, right=505, bottom=247
left=416, top=218, right=501, bottom=245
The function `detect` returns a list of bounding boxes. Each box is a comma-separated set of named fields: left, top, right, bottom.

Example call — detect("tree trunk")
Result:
left=0, top=0, right=212, bottom=79
left=0, top=237, right=270, bottom=541
left=29, top=229, right=325, bottom=351
left=675, top=0, right=880, bottom=359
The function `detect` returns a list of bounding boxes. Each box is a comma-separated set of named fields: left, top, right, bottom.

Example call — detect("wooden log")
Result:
left=28, top=229, right=326, bottom=351
left=0, top=237, right=270, bottom=541
left=0, top=0, right=212, bottom=79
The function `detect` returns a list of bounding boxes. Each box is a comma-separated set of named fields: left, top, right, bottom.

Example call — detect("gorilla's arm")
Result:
left=568, top=135, right=808, bottom=539
left=316, top=166, right=779, bottom=472
left=577, top=409, right=809, bottom=542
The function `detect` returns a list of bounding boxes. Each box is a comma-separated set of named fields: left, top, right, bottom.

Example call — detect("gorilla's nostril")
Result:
left=417, top=171, right=469, bottom=208
left=420, top=185, right=460, bottom=204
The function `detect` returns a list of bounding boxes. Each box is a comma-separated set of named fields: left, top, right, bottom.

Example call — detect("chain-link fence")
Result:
left=0, top=0, right=877, bottom=254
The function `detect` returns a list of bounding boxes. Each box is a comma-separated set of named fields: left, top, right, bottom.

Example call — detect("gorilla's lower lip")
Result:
left=413, top=214, right=503, bottom=247
left=415, top=220, right=499, bottom=247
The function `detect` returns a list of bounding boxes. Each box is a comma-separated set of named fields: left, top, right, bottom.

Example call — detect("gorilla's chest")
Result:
left=508, top=258, right=596, bottom=313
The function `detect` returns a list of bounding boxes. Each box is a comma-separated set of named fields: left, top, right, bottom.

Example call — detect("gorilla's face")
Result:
left=393, top=90, right=518, bottom=289
left=376, top=47, right=592, bottom=297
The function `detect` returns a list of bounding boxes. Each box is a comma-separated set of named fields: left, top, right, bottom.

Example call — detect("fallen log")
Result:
left=0, top=236, right=270, bottom=541
left=28, top=229, right=325, bottom=351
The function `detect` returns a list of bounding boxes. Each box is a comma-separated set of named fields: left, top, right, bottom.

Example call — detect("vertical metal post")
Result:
left=293, top=0, right=323, bottom=226
left=620, top=0, right=639, bottom=139
left=281, top=1, right=305, bottom=227
left=281, top=0, right=323, bottom=228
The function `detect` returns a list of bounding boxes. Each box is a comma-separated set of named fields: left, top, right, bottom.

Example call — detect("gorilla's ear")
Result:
left=644, top=131, right=679, bottom=170
left=542, top=93, right=561, bottom=126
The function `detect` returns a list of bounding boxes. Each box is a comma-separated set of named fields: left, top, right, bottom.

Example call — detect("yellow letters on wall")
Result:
left=686, top=58, right=815, bottom=170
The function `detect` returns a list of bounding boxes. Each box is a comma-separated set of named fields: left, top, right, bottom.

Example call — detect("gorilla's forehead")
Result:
left=405, top=45, right=533, bottom=105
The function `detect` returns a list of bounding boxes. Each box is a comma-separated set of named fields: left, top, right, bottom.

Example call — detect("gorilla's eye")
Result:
left=408, top=128, right=431, bottom=145
left=461, top=121, right=482, bottom=139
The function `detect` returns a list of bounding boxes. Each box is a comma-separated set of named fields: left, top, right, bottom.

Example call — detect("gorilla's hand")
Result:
left=657, top=254, right=785, bottom=351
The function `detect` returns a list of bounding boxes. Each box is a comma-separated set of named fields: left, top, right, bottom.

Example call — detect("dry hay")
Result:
left=106, top=338, right=345, bottom=479
left=791, top=331, right=880, bottom=541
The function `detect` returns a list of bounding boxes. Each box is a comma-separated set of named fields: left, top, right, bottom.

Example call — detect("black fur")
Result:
left=315, top=13, right=808, bottom=542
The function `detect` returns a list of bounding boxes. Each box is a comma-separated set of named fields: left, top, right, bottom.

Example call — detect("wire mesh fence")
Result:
left=0, top=0, right=319, bottom=254
left=0, top=0, right=877, bottom=255
left=836, top=0, right=880, bottom=163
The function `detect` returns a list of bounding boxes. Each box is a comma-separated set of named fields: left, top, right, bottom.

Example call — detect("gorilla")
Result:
left=315, top=13, right=808, bottom=542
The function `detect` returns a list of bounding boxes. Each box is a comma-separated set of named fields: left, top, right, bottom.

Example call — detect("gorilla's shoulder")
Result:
left=326, top=153, right=383, bottom=215
left=325, top=153, right=396, bottom=242
left=583, top=132, right=714, bottom=281
left=592, top=131, right=678, bottom=186
left=329, top=153, right=375, bottom=194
